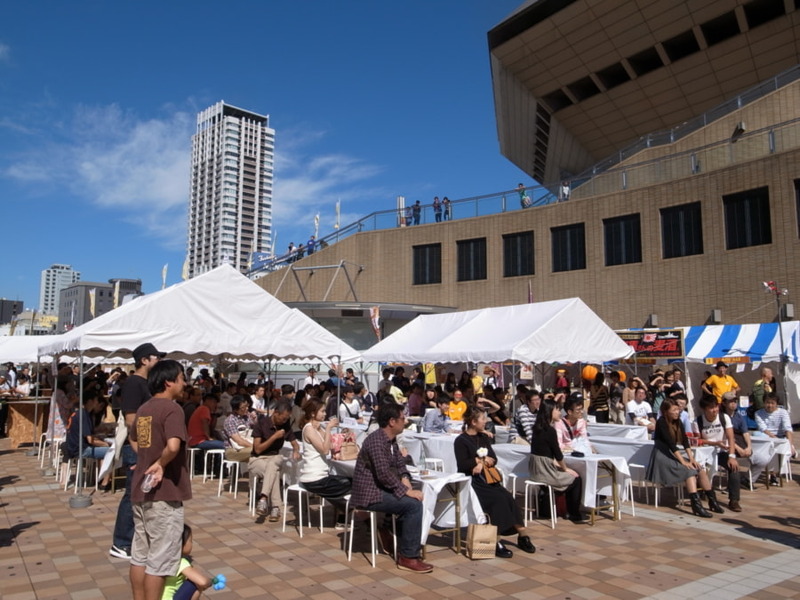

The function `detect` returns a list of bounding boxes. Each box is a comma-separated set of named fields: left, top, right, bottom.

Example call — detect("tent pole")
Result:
left=69, top=353, right=92, bottom=508
left=26, top=355, right=43, bottom=456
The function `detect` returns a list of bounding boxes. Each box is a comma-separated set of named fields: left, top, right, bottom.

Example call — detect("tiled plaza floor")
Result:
left=1, top=439, right=798, bottom=600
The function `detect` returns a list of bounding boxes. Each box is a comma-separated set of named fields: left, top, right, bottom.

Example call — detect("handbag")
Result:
left=466, top=514, right=497, bottom=559
left=482, top=461, right=503, bottom=485
left=339, top=440, right=360, bottom=460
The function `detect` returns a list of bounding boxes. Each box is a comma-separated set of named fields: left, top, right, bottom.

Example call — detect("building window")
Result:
left=503, top=231, right=534, bottom=277
left=723, top=186, right=772, bottom=249
left=412, top=243, right=441, bottom=285
left=604, top=214, right=642, bottom=266
left=551, top=223, right=585, bottom=272
left=456, top=238, right=487, bottom=282
left=661, top=202, right=703, bottom=258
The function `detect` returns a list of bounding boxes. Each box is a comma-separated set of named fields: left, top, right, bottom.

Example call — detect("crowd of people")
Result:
left=5, top=351, right=796, bottom=594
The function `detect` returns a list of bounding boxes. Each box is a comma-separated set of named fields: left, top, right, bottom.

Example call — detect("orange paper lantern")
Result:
left=581, top=365, right=598, bottom=381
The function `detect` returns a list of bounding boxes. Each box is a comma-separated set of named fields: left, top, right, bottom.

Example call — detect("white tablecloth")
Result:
left=694, top=436, right=788, bottom=481
left=587, top=436, right=654, bottom=468
left=492, top=444, right=630, bottom=509
left=588, top=423, right=649, bottom=440
left=330, top=460, right=483, bottom=543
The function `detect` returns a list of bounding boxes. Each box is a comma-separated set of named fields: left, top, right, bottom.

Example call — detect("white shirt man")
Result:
left=302, top=369, right=320, bottom=388
left=625, top=388, right=656, bottom=431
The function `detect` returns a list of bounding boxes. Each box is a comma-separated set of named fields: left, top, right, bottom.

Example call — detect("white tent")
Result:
left=681, top=321, right=800, bottom=421
left=362, top=298, right=633, bottom=364
left=0, top=335, right=63, bottom=363
left=39, top=265, right=361, bottom=363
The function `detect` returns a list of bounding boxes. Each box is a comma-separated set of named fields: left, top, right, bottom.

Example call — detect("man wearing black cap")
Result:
left=701, top=361, right=740, bottom=404
left=110, top=342, right=166, bottom=560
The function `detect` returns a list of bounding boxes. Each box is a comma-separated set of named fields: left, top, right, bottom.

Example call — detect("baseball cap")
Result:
left=722, top=391, right=737, bottom=402
left=132, top=342, right=166, bottom=363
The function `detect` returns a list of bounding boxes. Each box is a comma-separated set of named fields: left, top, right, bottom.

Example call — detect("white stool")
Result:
left=345, top=505, right=397, bottom=568
left=217, top=459, right=241, bottom=498
left=62, top=456, right=98, bottom=491
left=282, top=483, right=316, bottom=537
left=523, top=480, right=556, bottom=529
left=187, top=448, right=200, bottom=480
left=249, top=474, right=264, bottom=516
left=202, top=449, right=225, bottom=483
left=503, top=472, right=519, bottom=497
left=424, top=458, right=444, bottom=472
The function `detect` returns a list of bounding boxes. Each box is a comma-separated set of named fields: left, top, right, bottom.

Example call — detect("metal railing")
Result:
left=248, top=187, right=560, bottom=275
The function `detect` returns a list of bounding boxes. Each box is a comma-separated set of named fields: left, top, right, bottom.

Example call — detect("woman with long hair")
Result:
left=454, top=405, right=535, bottom=558
left=646, top=397, right=720, bottom=518
left=298, top=397, right=352, bottom=523
left=529, top=397, right=585, bottom=522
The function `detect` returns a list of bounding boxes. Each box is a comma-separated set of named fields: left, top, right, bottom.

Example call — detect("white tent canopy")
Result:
left=0, top=335, right=63, bottom=363
left=362, top=298, right=633, bottom=364
left=39, top=265, right=361, bottom=363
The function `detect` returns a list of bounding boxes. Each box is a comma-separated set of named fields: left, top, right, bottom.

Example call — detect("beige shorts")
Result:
left=131, top=500, right=184, bottom=576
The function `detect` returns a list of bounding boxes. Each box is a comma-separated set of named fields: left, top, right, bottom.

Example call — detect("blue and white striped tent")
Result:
left=683, top=321, right=800, bottom=363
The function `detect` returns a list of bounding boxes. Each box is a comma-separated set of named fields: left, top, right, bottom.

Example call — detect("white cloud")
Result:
left=4, top=104, right=386, bottom=251
left=0, top=43, right=9, bottom=63
left=4, top=103, right=193, bottom=250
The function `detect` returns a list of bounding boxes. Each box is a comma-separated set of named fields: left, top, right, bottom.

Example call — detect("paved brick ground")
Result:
left=1, top=440, right=798, bottom=600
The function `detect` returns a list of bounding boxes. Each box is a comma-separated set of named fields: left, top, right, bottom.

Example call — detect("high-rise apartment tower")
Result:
left=39, top=264, right=80, bottom=315
left=185, top=101, right=275, bottom=278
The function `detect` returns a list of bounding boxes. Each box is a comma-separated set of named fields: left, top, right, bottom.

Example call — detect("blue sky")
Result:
left=0, top=1, right=529, bottom=309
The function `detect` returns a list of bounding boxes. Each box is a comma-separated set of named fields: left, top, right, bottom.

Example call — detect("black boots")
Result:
left=517, top=535, right=536, bottom=554
left=690, top=492, right=712, bottom=518
left=705, top=489, right=725, bottom=514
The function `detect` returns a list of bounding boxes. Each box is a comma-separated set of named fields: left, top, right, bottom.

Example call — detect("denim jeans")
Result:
left=82, top=446, right=110, bottom=460
left=364, top=490, right=423, bottom=559
left=112, top=444, right=137, bottom=549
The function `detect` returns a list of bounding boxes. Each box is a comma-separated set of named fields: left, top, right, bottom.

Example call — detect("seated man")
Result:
left=723, top=392, right=766, bottom=486
left=697, top=395, right=740, bottom=512
left=250, top=400, right=300, bottom=522
left=223, top=396, right=253, bottom=462
left=555, top=394, right=591, bottom=453
left=351, top=403, right=433, bottom=573
left=512, top=389, right=540, bottom=445
left=65, top=388, right=112, bottom=461
left=626, top=387, right=656, bottom=432
left=187, top=393, right=224, bottom=451
left=422, top=395, right=449, bottom=433
left=755, top=392, right=796, bottom=459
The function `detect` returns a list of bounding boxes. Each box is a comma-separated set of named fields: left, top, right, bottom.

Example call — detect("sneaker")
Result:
left=769, top=474, right=779, bottom=486
left=256, top=498, right=268, bottom=516
left=268, top=507, right=281, bottom=522
left=109, top=545, right=131, bottom=560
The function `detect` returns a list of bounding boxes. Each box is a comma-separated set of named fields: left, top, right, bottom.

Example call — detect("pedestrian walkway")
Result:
left=1, top=440, right=798, bottom=599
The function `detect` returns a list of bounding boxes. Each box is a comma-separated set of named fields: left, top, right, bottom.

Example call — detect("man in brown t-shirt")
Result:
left=129, top=360, right=191, bottom=600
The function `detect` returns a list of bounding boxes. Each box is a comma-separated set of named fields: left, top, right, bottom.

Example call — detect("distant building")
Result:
left=0, top=310, right=57, bottom=336
left=0, top=299, right=23, bottom=325
left=57, top=278, right=142, bottom=332
left=40, top=264, right=80, bottom=315
left=185, top=101, right=275, bottom=279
